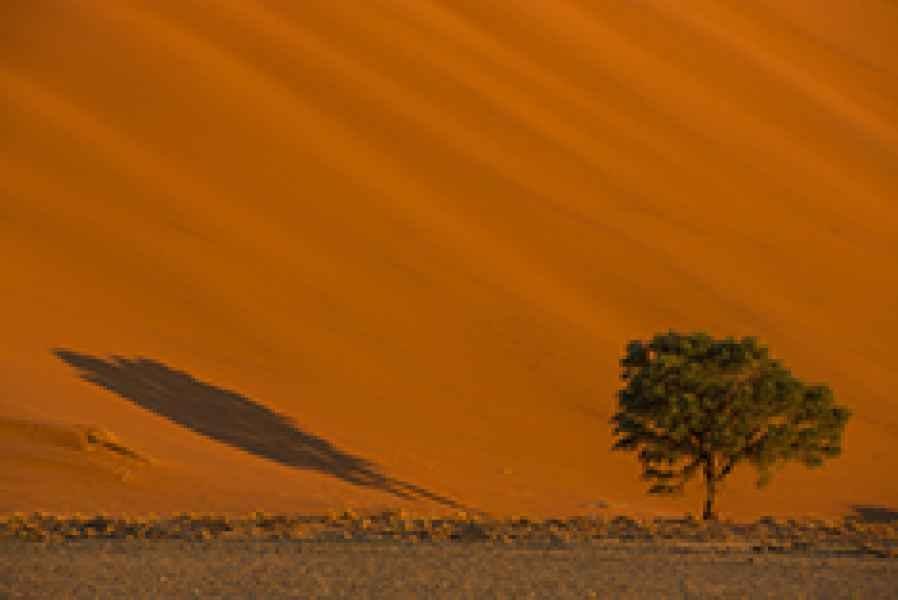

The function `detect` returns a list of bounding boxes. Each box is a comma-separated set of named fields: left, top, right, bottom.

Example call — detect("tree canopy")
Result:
left=610, top=331, right=851, bottom=519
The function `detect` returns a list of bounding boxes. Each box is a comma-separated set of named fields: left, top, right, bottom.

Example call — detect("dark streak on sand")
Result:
left=54, top=349, right=465, bottom=510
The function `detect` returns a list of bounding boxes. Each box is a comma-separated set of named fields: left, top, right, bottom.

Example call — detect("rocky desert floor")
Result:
left=4, top=539, right=898, bottom=599
left=2, top=513, right=897, bottom=598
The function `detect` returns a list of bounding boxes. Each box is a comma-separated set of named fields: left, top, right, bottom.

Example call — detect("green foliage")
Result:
left=610, top=331, right=851, bottom=518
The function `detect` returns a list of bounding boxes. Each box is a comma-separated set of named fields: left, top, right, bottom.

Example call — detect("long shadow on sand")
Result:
left=852, top=505, right=898, bottom=523
left=54, top=349, right=463, bottom=510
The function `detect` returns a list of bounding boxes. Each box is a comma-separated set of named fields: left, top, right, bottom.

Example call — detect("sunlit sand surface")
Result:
left=2, top=1, right=897, bottom=519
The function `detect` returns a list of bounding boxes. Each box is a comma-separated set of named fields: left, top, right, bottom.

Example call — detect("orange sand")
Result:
left=2, top=1, right=896, bottom=519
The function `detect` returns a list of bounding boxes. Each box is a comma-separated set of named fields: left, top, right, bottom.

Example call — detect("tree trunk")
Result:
left=702, top=455, right=717, bottom=520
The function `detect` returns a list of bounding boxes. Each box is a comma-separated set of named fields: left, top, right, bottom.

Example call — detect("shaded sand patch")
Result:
left=852, top=506, right=898, bottom=524
left=0, top=417, right=153, bottom=507
left=0, top=418, right=150, bottom=464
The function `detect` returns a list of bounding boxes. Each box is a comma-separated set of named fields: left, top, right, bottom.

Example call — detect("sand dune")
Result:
left=2, top=1, right=897, bottom=518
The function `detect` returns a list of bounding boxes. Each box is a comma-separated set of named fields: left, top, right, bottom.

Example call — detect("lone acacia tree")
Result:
left=611, top=332, right=851, bottom=520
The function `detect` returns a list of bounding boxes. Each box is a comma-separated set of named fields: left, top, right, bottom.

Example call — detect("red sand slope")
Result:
left=2, top=1, right=897, bottom=518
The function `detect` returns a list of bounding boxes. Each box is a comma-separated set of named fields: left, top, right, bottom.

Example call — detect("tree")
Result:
left=610, top=331, right=851, bottom=520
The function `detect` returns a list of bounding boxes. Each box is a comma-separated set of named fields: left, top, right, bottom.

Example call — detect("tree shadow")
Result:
left=851, top=505, right=898, bottom=523
left=53, top=349, right=464, bottom=510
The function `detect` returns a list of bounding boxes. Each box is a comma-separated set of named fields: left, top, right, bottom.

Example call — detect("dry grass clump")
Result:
left=1, top=511, right=896, bottom=557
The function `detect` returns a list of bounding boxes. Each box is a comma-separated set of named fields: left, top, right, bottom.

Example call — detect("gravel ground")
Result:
left=2, top=539, right=897, bottom=599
